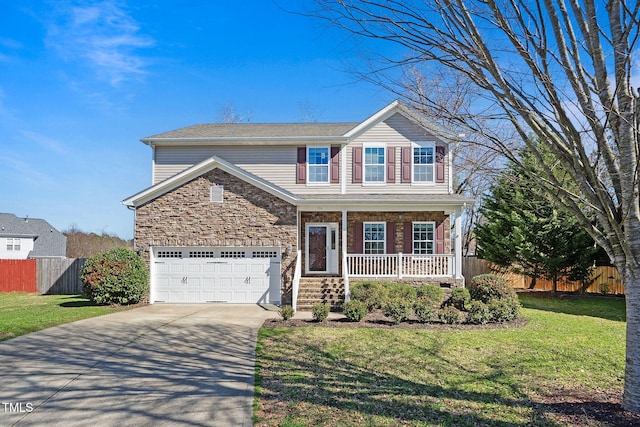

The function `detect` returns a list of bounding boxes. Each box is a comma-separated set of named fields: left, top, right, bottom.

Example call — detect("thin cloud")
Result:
left=46, top=0, right=154, bottom=86
left=20, top=130, right=70, bottom=155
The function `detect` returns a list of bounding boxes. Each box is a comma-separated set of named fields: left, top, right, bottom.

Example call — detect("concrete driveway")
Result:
left=0, top=304, right=277, bottom=427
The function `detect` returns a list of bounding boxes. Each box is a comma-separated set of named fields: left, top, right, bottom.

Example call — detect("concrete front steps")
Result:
left=296, top=277, right=345, bottom=311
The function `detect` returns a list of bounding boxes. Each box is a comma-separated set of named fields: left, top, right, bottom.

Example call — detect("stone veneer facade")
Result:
left=135, top=168, right=298, bottom=304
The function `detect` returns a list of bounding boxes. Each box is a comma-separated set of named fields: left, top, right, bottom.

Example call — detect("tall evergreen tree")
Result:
left=476, top=149, right=600, bottom=293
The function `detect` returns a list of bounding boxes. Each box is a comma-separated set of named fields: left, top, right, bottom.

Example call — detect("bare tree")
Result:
left=218, top=103, right=252, bottom=123
left=313, top=0, right=640, bottom=413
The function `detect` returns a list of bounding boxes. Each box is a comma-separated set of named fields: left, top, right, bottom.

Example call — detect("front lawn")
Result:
left=254, top=293, right=634, bottom=426
left=0, top=293, right=131, bottom=341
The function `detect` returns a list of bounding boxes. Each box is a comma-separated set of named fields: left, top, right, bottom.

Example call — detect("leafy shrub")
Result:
left=387, top=283, right=418, bottom=300
left=414, top=296, right=437, bottom=323
left=466, top=300, right=491, bottom=324
left=383, top=296, right=414, bottom=324
left=81, top=247, right=148, bottom=305
left=312, top=302, right=330, bottom=322
left=488, top=299, right=521, bottom=322
left=449, top=287, right=471, bottom=310
left=438, top=306, right=463, bottom=324
left=350, top=281, right=388, bottom=310
left=343, top=300, right=368, bottom=322
left=278, top=305, right=295, bottom=320
left=599, top=282, right=611, bottom=294
left=416, top=284, right=444, bottom=306
left=469, top=274, right=517, bottom=303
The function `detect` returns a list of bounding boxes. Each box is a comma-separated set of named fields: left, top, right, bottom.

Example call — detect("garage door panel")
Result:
left=153, top=247, right=281, bottom=304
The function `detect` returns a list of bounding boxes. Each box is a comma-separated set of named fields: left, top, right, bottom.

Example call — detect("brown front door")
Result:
left=308, top=226, right=327, bottom=272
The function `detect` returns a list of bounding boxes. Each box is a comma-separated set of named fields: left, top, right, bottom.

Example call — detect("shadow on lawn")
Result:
left=257, top=332, right=570, bottom=427
left=517, top=291, right=626, bottom=322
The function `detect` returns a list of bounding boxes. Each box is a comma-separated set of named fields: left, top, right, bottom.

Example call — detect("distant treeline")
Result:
left=64, top=224, right=133, bottom=258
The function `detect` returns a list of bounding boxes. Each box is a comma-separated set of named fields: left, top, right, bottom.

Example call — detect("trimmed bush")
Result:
left=387, top=283, right=418, bottom=300
left=469, top=274, right=516, bottom=303
left=383, top=296, right=414, bottom=324
left=343, top=300, right=368, bottom=322
left=312, top=302, right=330, bottom=322
left=449, top=287, right=471, bottom=311
left=350, top=281, right=389, bottom=311
left=488, top=299, right=521, bottom=322
left=466, top=300, right=491, bottom=324
left=416, top=284, right=444, bottom=306
left=438, top=306, right=463, bottom=324
left=81, top=247, right=148, bottom=305
left=414, top=296, right=437, bottom=323
left=278, top=305, right=295, bottom=320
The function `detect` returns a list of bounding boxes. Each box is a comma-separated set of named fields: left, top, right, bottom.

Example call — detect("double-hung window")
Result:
left=413, top=142, right=435, bottom=183
left=413, top=222, right=435, bottom=254
left=364, top=146, right=385, bottom=183
left=364, top=222, right=385, bottom=254
left=6, top=238, right=20, bottom=251
left=308, top=147, right=329, bottom=183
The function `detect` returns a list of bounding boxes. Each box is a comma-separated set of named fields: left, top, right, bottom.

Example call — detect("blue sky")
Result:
left=0, top=1, right=396, bottom=239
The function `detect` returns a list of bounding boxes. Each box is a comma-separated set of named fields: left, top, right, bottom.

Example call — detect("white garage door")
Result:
left=152, top=247, right=281, bottom=304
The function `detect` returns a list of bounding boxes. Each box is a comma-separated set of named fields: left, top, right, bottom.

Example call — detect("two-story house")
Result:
left=123, top=101, right=473, bottom=309
left=0, top=213, right=67, bottom=259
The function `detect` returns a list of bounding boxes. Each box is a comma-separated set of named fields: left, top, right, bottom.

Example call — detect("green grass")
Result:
left=0, top=293, right=132, bottom=341
left=254, top=293, right=626, bottom=426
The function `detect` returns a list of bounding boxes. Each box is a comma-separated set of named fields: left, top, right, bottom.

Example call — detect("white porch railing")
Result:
left=346, top=253, right=454, bottom=278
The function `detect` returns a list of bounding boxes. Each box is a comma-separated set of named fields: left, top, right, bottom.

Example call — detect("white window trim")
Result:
left=363, top=221, right=386, bottom=254
left=363, top=143, right=386, bottom=185
left=306, top=146, right=331, bottom=185
left=412, top=221, right=435, bottom=255
left=411, top=141, right=436, bottom=185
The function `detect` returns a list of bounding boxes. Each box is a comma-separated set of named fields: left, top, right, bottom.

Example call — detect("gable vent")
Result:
left=210, top=185, right=224, bottom=203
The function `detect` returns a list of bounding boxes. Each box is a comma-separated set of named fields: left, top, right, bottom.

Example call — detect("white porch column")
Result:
left=454, top=211, right=464, bottom=284
left=342, top=209, right=350, bottom=300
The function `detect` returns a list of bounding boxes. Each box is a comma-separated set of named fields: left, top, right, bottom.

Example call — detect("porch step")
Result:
left=296, top=277, right=345, bottom=311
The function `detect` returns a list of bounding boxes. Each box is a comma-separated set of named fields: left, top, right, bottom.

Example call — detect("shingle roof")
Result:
left=0, top=213, right=36, bottom=237
left=26, top=218, right=67, bottom=258
left=0, top=213, right=66, bottom=257
left=143, top=122, right=359, bottom=140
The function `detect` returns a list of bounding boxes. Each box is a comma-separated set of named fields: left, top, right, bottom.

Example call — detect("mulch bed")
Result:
left=263, top=310, right=529, bottom=330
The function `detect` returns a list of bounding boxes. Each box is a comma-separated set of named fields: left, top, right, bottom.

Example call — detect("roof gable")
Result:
left=0, top=213, right=37, bottom=237
left=123, top=156, right=300, bottom=207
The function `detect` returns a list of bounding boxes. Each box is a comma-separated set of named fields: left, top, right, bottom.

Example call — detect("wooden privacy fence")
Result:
left=0, top=260, right=37, bottom=292
left=462, top=256, right=625, bottom=295
left=0, top=258, right=86, bottom=294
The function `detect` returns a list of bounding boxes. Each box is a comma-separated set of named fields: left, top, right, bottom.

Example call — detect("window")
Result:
left=308, top=147, right=329, bottom=183
left=413, top=222, right=435, bottom=254
left=364, top=146, right=385, bottom=183
left=413, top=142, right=435, bottom=182
left=6, top=238, right=20, bottom=251
left=364, top=222, right=385, bottom=254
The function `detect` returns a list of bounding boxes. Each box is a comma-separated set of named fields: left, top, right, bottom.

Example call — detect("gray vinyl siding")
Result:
left=153, top=145, right=342, bottom=194
left=345, top=113, right=450, bottom=194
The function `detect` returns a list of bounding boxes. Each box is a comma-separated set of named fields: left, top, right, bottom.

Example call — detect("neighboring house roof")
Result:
left=0, top=213, right=67, bottom=258
left=0, top=213, right=36, bottom=238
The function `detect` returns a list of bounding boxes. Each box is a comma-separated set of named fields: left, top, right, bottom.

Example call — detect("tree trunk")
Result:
left=552, top=276, right=558, bottom=295
left=528, top=276, right=537, bottom=289
left=623, top=264, right=640, bottom=413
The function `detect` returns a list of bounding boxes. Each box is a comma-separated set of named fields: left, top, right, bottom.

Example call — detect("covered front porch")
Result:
left=291, top=198, right=469, bottom=310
